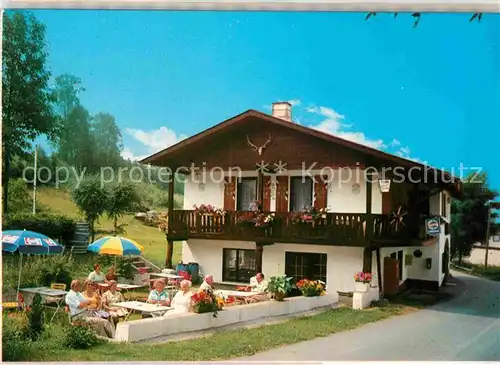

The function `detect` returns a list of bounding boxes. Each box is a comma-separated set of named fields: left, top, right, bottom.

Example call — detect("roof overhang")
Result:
left=141, top=109, right=462, bottom=197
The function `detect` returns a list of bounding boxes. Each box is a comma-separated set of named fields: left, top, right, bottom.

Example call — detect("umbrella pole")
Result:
left=16, top=253, right=23, bottom=304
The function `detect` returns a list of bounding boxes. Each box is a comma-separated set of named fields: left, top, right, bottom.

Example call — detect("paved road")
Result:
left=236, top=271, right=500, bottom=361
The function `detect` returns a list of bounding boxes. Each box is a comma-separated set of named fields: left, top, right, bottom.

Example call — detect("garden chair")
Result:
left=45, top=283, right=67, bottom=306
left=2, top=292, right=24, bottom=311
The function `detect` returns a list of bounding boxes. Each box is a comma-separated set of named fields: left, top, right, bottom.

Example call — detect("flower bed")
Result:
left=236, top=211, right=275, bottom=228
left=191, top=289, right=224, bottom=317
left=296, top=279, right=326, bottom=297
left=193, top=204, right=226, bottom=216
left=290, top=208, right=327, bottom=225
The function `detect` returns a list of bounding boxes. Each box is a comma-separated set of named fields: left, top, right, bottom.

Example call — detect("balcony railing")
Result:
left=167, top=210, right=429, bottom=246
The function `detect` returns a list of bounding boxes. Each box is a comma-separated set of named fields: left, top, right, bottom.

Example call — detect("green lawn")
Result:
left=9, top=305, right=414, bottom=361
left=36, top=187, right=182, bottom=267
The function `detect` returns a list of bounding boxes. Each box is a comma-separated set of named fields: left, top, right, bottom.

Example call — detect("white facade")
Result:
left=183, top=168, right=383, bottom=213
left=180, top=169, right=451, bottom=293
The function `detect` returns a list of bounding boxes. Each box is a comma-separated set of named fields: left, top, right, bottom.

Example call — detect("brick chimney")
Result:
left=272, top=101, right=292, bottom=122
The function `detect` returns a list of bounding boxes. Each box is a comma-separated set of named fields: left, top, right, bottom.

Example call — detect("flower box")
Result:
left=296, top=279, right=326, bottom=297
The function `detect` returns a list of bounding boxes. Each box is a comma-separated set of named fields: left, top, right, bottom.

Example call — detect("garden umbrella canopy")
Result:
left=2, top=230, right=64, bottom=254
left=88, top=236, right=144, bottom=256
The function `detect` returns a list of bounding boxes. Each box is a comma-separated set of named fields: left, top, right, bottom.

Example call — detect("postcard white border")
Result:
left=2, top=0, right=500, bottom=12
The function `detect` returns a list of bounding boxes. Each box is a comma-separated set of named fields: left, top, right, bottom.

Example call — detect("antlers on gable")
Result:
left=246, top=133, right=271, bottom=156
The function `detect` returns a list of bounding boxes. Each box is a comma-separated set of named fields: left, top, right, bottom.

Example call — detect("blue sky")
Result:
left=25, top=10, right=500, bottom=192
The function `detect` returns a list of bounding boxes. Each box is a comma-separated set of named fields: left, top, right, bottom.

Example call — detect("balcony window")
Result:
left=290, top=176, right=313, bottom=212
left=237, top=178, right=257, bottom=211
left=222, top=248, right=256, bottom=283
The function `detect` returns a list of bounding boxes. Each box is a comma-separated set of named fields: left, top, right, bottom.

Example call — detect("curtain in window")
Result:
left=237, top=179, right=257, bottom=210
left=290, top=177, right=313, bottom=212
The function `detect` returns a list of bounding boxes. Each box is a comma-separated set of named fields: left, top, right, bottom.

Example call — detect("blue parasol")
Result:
left=2, top=230, right=64, bottom=255
left=2, top=229, right=65, bottom=301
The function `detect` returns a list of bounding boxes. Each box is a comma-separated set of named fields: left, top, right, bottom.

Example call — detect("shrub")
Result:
left=472, top=265, right=500, bottom=281
left=63, top=324, right=104, bottom=349
left=26, top=293, right=45, bottom=340
left=2, top=312, right=32, bottom=361
left=3, top=254, right=76, bottom=290
left=3, top=212, right=76, bottom=244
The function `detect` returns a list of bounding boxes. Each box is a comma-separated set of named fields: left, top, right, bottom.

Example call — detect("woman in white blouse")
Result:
left=164, top=280, right=192, bottom=316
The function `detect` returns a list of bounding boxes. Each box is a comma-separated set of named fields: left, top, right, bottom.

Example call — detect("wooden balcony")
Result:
left=168, top=210, right=432, bottom=247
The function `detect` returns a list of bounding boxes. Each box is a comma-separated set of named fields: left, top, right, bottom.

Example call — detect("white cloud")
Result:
left=391, top=138, right=401, bottom=147
left=306, top=105, right=386, bottom=150
left=288, top=99, right=301, bottom=106
left=122, top=126, right=187, bottom=162
left=120, top=148, right=149, bottom=162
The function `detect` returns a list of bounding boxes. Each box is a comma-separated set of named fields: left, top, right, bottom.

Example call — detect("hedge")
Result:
left=3, top=213, right=76, bottom=244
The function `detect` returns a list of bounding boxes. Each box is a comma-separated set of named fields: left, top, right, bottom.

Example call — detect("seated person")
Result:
left=142, top=279, right=170, bottom=318
left=105, top=266, right=118, bottom=282
left=199, top=275, right=215, bottom=292
left=65, top=280, right=115, bottom=338
left=147, top=279, right=170, bottom=305
left=245, top=273, right=270, bottom=303
left=88, top=263, right=106, bottom=284
left=164, top=280, right=192, bottom=316
left=102, top=280, right=128, bottom=325
left=81, top=279, right=109, bottom=319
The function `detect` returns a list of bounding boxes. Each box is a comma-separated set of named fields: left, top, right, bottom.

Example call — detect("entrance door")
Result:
left=383, top=257, right=399, bottom=296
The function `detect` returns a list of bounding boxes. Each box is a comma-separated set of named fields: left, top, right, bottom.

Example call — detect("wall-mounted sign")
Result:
left=425, top=217, right=441, bottom=236
left=379, top=179, right=391, bottom=193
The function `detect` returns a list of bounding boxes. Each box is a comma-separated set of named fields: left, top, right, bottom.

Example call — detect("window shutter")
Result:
left=313, top=175, right=328, bottom=209
left=275, top=175, right=289, bottom=212
left=224, top=176, right=236, bottom=211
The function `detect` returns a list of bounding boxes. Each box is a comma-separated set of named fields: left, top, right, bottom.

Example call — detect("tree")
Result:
left=106, top=181, right=140, bottom=236
left=2, top=11, right=59, bottom=214
left=92, top=113, right=123, bottom=168
left=53, top=73, right=85, bottom=119
left=7, top=178, right=31, bottom=213
left=57, top=105, right=95, bottom=172
left=71, top=175, right=108, bottom=242
left=451, top=171, right=499, bottom=264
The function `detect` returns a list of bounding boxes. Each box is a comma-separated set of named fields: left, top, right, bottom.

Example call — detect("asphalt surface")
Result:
left=235, top=271, right=500, bottom=361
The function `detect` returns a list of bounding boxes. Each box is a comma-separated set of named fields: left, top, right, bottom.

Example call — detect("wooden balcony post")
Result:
left=255, top=243, right=263, bottom=273
left=365, top=169, right=374, bottom=242
left=362, top=247, right=372, bottom=273
left=165, top=168, right=176, bottom=268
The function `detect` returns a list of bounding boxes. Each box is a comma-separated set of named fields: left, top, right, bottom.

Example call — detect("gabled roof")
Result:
left=142, top=109, right=461, bottom=193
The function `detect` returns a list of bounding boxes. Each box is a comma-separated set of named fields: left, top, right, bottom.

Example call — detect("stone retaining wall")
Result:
left=115, top=293, right=338, bottom=342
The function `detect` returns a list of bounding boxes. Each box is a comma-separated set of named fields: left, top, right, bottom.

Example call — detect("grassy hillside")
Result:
left=36, top=187, right=182, bottom=267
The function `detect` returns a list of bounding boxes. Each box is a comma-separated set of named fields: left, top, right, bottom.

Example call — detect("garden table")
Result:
left=20, top=286, right=68, bottom=323
left=117, top=283, right=147, bottom=301
left=150, top=273, right=184, bottom=296
left=215, top=290, right=256, bottom=304
left=112, top=300, right=172, bottom=321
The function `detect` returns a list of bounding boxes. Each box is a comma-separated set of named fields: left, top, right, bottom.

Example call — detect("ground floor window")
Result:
left=285, top=252, right=327, bottom=284
left=222, top=248, right=256, bottom=283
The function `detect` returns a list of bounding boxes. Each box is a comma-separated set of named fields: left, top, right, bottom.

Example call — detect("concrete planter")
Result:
left=115, top=293, right=339, bottom=342
left=355, top=282, right=369, bottom=292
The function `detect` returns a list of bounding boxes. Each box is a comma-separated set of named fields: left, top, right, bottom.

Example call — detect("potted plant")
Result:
left=268, top=275, right=294, bottom=301
left=296, top=278, right=326, bottom=297
left=353, top=272, right=372, bottom=292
